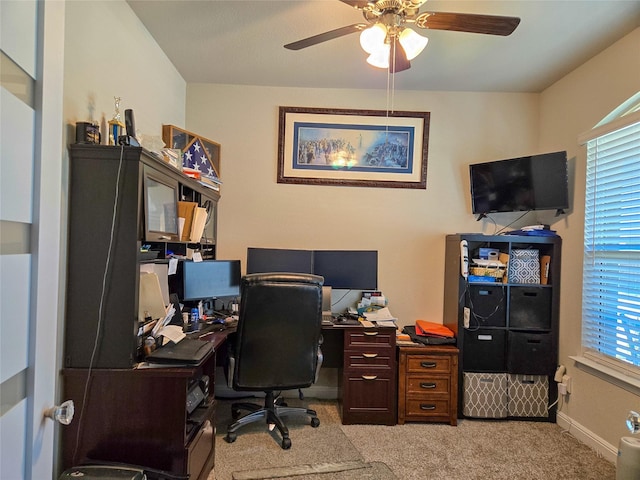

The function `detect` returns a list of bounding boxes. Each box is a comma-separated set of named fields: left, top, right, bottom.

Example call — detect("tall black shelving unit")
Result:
left=443, top=233, right=562, bottom=421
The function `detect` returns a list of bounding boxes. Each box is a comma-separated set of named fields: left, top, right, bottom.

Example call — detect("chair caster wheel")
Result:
left=281, top=437, right=292, bottom=449
left=225, top=432, right=237, bottom=443
left=311, top=417, right=320, bottom=428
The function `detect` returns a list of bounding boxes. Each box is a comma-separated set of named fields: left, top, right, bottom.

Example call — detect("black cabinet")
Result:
left=443, top=234, right=561, bottom=421
left=64, top=144, right=219, bottom=369
left=62, top=144, right=222, bottom=480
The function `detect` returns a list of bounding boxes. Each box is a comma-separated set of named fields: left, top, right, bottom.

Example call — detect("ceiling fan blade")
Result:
left=339, top=0, right=371, bottom=9
left=284, top=23, right=369, bottom=50
left=390, top=38, right=411, bottom=73
left=415, top=12, right=520, bottom=36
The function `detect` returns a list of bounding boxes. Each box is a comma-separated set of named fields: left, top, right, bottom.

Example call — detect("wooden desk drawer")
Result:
left=342, top=371, right=396, bottom=425
left=406, top=375, right=450, bottom=395
left=188, top=419, right=214, bottom=480
left=404, top=398, right=451, bottom=418
left=406, top=355, right=452, bottom=374
left=346, top=350, right=394, bottom=369
left=345, top=329, right=395, bottom=349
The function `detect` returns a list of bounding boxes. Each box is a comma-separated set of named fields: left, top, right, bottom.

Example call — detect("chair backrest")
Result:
left=232, top=272, right=324, bottom=391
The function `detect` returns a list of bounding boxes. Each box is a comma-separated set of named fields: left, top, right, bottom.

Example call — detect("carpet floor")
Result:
left=211, top=399, right=616, bottom=480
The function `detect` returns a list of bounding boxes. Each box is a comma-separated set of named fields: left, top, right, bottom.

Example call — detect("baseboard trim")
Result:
left=556, top=411, right=618, bottom=464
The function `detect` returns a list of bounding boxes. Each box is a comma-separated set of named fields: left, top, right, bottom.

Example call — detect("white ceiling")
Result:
left=127, top=0, right=640, bottom=93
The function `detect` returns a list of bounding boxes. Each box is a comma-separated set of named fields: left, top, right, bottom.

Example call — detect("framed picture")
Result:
left=277, top=106, right=429, bottom=189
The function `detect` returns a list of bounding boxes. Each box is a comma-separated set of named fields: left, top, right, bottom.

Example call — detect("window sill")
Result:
left=570, top=355, right=640, bottom=396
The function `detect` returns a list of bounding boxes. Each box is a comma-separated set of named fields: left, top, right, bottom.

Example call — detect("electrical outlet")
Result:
left=562, top=375, right=572, bottom=394
left=463, top=307, right=470, bottom=328
left=558, top=383, right=567, bottom=395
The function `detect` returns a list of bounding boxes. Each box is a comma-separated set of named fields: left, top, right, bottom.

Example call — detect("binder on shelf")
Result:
left=190, top=206, right=208, bottom=242
left=178, top=201, right=198, bottom=242
left=540, top=255, right=551, bottom=285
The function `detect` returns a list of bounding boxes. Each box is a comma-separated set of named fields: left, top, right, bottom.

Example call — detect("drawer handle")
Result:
left=420, top=404, right=436, bottom=411
left=364, top=331, right=379, bottom=336
left=362, top=353, right=378, bottom=358
left=362, top=375, right=378, bottom=380
left=420, top=382, right=437, bottom=389
left=420, top=361, right=437, bottom=368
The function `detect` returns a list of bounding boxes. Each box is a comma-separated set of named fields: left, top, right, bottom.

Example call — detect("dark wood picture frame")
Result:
left=277, top=106, right=429, bottom=189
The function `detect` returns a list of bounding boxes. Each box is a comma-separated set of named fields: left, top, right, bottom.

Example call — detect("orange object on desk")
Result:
left=415, top=320, right=455, bottom=338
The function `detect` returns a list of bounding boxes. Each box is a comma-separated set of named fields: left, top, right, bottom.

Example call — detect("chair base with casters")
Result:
left=225, top=391, right=320, bottom=449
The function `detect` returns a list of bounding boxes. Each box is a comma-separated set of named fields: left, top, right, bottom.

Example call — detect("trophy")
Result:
left=108, top=96, right=125, bottom=145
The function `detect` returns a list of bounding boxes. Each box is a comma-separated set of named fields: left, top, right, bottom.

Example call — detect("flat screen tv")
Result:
left=469, top=151, right=569, bottom=216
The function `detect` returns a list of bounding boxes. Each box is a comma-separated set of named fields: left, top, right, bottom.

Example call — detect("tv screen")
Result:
left=246, top=247, right=313, bottom=274
left=469, top=151, right=569, bottom=215
left=313, top=250, right=377, bottom=290
left=181, top=260, right=241, bottom=301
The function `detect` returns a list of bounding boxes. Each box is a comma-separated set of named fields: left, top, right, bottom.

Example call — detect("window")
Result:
left=581, top=97, right=640, bottom=375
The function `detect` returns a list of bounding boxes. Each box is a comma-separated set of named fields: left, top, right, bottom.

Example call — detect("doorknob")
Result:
left=44, top=400, right=75, bottom=425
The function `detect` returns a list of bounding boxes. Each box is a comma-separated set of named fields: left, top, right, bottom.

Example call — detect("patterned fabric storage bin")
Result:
left=509, top=249, right=540, bottom=284
left=463, top=372, right=508, bottom=418
left=508, top=374, right=549, bottom=417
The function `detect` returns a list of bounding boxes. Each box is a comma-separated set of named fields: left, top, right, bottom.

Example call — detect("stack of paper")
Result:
left=363, top=307, right=397, bottom=327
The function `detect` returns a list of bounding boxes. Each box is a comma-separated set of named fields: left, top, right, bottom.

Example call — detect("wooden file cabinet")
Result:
left=397, top=345, right=459, bottom=425
left=341, top=326, right=397, bottom=425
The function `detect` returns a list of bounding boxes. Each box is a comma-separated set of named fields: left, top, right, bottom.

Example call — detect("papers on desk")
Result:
left=157, top=324, right=185, bottom=344
left=363, top=307, right=397, bottom=327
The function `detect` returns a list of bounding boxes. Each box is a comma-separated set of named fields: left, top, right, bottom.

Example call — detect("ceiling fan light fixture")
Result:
left=398, top=27, right=428, bottom=60
left=366, top=43, right=391, bottom=68
left=359, top=23, right=387, bottom=54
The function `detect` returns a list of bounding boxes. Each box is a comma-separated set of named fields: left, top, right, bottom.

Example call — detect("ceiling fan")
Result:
left=284, top=0, right=520, bottom=73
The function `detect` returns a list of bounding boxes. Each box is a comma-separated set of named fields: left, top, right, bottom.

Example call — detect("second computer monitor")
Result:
left=313, top=250, right=377, bottom=290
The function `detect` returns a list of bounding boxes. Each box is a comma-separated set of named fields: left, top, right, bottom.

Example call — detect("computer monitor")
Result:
left=246, top=247, right=313, bottom=274
left=180, top=259, right=241, bottom=301
left=313, top=250, right=377, bottom=290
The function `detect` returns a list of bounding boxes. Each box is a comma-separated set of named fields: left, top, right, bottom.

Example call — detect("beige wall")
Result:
left=186, top=86, right=540, bottom=325
left=539, top=28, right=640, bottom=451
left=63, top=1, right=186, bottom=143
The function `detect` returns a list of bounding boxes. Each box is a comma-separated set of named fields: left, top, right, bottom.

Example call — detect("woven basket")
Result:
left=470, top=264, right=506, bottom=279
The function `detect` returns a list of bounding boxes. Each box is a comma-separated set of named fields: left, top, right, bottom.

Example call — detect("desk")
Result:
left=60, top=324, right=396, bottom=479
left=211, top=323, right=398, bottom=425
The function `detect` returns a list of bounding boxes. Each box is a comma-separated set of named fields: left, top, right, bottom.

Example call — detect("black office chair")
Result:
left=225, top=272, right=324, bottom=449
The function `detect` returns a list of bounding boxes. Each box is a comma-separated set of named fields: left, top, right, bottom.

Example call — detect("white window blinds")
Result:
left=583, top=118, right=640, bottom=369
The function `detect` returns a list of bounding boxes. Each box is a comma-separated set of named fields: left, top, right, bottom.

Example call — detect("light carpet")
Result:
left=211, top=399, right=616, bottom=480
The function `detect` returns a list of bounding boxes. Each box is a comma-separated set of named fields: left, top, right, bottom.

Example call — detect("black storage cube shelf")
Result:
left=463, top=328, right=506, bottom=372
left=509, top=287, right=552, bottom=329
left=468, top=285, right=507, bottom=327
left=507, top=331, right=555, bottom=374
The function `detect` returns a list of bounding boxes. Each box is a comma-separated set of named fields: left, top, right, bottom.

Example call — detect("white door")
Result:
left=1, top=1, right=65, bottom=479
